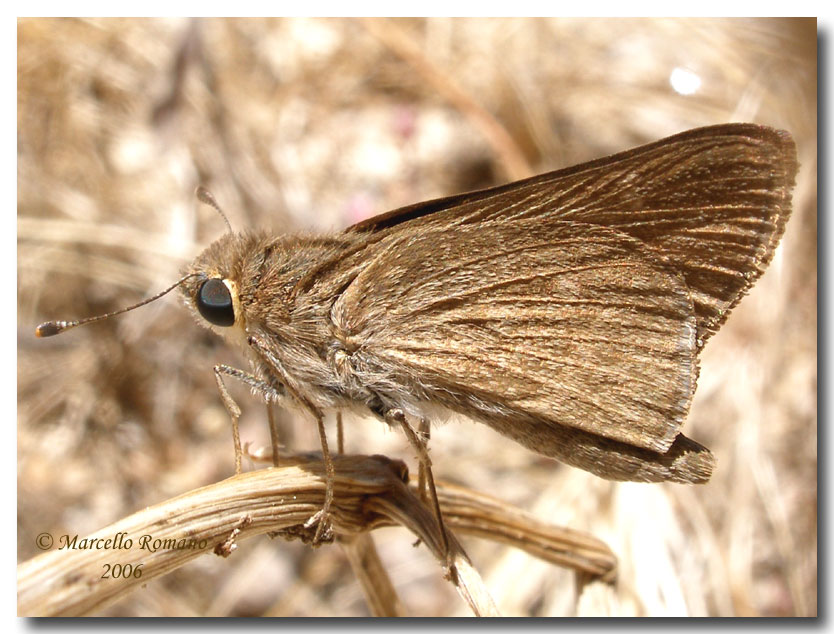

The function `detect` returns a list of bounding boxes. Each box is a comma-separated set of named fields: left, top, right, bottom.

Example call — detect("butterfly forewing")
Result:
left=348, top=124, right=797, bottom=345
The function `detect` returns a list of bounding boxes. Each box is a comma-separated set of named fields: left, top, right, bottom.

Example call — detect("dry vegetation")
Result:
left=17, top=17, right=816, bottom=616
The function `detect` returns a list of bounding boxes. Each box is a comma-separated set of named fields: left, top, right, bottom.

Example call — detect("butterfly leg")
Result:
left=336, top=411, right=345, bottom=455
left=416, top=417, right=430, bottom=503
left=246, top=334, right=335, bottom=544
left=265, top=402, right=280, bottom=467
left=213, top=364, right=283, bottom=475
left=384, top=408, right=450, bottom=563
left=300, top=406, right=336, bottom=544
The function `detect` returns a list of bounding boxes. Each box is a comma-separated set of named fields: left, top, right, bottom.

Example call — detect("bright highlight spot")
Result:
left=670, top=67, right=702, bottom=96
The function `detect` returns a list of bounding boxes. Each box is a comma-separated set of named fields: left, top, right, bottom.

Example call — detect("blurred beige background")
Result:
left=17, top=17, right=816, bottom=616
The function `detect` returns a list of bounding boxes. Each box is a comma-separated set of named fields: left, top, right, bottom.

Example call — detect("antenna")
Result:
left=35, top=273, right=201, bottom=338
left=195, top=186, right=233, bottom=233
left=36, top=187, right=231, bottom=338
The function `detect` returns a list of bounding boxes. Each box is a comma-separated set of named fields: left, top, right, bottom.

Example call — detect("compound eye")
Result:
left=197, top=278, right=235, bottom=327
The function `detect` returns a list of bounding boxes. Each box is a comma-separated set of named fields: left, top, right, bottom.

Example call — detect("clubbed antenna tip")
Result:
left=35, top=321, right=73, bottom=337
left=195, top=186, right=233, bottom=233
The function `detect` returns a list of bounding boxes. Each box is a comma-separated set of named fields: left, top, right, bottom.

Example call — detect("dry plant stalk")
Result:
left=17, top=453, right=615, bottom=617
left=338, top=533, right=407, bottom=616
left=435, top=482, right=616, bottom=581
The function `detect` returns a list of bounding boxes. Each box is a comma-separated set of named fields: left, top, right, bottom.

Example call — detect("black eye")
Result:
left=197, top=278, right=235, bottom=327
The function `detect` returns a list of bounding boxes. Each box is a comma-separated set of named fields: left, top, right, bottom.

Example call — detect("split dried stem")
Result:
left=17, top=452, right=615, bottom=617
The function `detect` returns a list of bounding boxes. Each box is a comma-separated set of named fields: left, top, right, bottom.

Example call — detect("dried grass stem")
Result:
left=18, top=453, right=614, bottom=617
